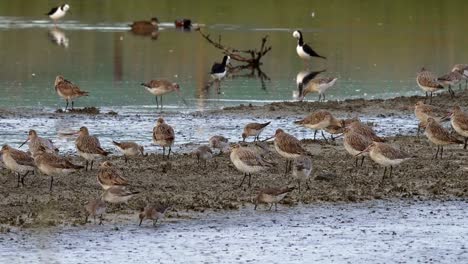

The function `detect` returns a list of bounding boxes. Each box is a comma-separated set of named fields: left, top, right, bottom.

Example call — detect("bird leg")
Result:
left=49, top=176, right=54, bottom=192
left=464, top=138, right=468, bottom=150
left=323, top=93, right=326, bottom=101
left=381, top=167, right=387, bottom=185
left=155, top=96, right=159, bottom=108
left=125, top=156, right=128, bottom=163
left=65, top=99, right=69, bottom=111
left=313, top=130, right=317, bottom=140
left=139, top=218, right=143, bottom=226
left=433, top=146, right=440, bottom=160
left=85, top=160, right=89, bottom=171
left=275, top=203, right=278, bottom=211
left=440, top=146, right=444, bottom=159
left=162, top=147, right=166, bottom=157
left=317, top=94, right=321, bottom=102
left=99, top=215, right=103, bottom=225
left=71, top=100, right=74, bottom=110
left=15, top=173, right=20, bottom=188
left=360, top=156, right=365, bottom=167
left=321, top=130, right=329, bottom=143
left=90, top=160, right=94, bottom=170
left=430, top=92, right=433, bottom=104
left=424, top=92, right=428, bottom=103
left=160, top=96, right=163, bottom=109
left=268, top=203, right=273, bottom=211
left=239, top=173, right=248, bottom=188
left=448, top=85, right=455, bottom=98
left=354, top=157, right=359, bottom=167
left=20, top=171, right=30, bottom=187
left=248, top=173, right=252, bottom=187
left=417, top=123, right=421, bottom=138
left=167, top=147, right=172, bottom=159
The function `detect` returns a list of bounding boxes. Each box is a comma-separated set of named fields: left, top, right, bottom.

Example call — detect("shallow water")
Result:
left=1, top=0, right=468, bottom=110
left=1, top=199, right=467, bottom=263
left=0, top=107, right=416, bottom=154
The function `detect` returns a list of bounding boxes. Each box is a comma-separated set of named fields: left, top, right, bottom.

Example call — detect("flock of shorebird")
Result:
left=2, top=4, right=468, bottom=226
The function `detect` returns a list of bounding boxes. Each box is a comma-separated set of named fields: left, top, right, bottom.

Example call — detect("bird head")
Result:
left=63, top=4, right=70, bottom=12
left=157, top=117, right=165, bottom=125
left=292, top=30, right=302, bottom=39
left=151, top=17, right=159, bottom=25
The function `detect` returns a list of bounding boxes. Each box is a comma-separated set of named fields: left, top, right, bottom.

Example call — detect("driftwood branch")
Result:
left=198, top=29, right=272, bottom=67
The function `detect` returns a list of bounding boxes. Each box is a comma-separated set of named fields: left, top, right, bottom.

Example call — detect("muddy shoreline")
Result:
left=1, top=92, right=468, bottom=229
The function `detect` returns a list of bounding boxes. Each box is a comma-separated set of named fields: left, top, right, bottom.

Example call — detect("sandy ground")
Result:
left=1, top=91, right=468, bottom=229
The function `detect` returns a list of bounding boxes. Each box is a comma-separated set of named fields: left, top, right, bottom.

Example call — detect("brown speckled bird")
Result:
left=294, top=110, right=341, bottom=142
left=153, top=118, right=175, bottom=158
left=449, top=106, right=468, bottom=149
left=242, top=121, right=271, bottom=142
left=54, top=75, right=89, bottom=111
left=425, top=117, right=462, bottom=159
left=254, top=187, right=295, bottom=211
left=274, top=129, right=308, bottom=174
left=97, top=161, right=128, bottom=190
left=138, top=204, right=171, bottom=226
left=416, top=67, right=445, bottom=104
left=75, top=126, right=110, bottom=170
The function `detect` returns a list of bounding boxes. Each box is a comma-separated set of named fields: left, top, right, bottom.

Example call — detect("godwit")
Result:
left=112, top=141, right=145, bottom=163
left=292, top=30, right=326, bottom=62
left=97, top=161, right=128, bottom=190
left=138, top=204, right=171, bottom=226
left=33, top=145, right=83, bottom=191
left=211, top=55, right=231, bottom=80
left=19, top=129, right=59, bottom=155
left=296, top=69, right=326, bottom=90
left=437, top=71, right=462, bottom=96
left=0, top=145, right=35, bottom=187
left=209, top=135, right=229, bottom=154
left=130, top=17, right=159, bottom=36
left=141, top=79, right=186, bottom=109
left=193, top=145, right=213, bottom=167
left=424, top=117, right=462, bottom=159
left=153, top=118, right=175, bottom=158
left=345, top=119, right=386, bottom=142
left=101, top=186, right=139, bottom=204
left=343, top=127, right=372, bottom=167
left=54, top=75, right=89, bottom=111
left=414, top=101, right=445, bottom=137
left=357, top=142, right=410, bottom=184
left=242, top=121, right=271, bottom=142
left=448, top=106, right=468, bottom=149
left=84, top=198, right=107, bottom=225
left=416, top=68, right=445, bottom=103
left=294, top=110, right=341, bottom=142
left=230, top=144, right=273, bottom=188
left=75, top=126, right=110, bottom=170
left=300, top=77, right=338, bottom=102
left=292, top=156, right=312, bottom=194
left=274, top=129, right=308, bottom=173
left=254, top=187, right=295, bottom=211
left=452, top=64, right=468, bottom=89
left=46, top=4, right=70, bottom=26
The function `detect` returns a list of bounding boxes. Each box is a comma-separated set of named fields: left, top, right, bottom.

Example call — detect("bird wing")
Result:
left=46, top=7, right=58, bottom=15
left=10, top=149, right=35, bottom=167
left=237, top=148, right=269, bottom=167
left=43, top=153, right=82, bottom=169
left=77, top=136, right=106, bottom=154
left=154, top=124, right=175, bottom=141
left=277, top=134, right=306, bottom=155
left=113, top=141, right=137, bottom=150
left=379, top=144, right=409, bottom=160
left=211, top=62, right=223, bottom=74
left=302, top=44, right=326, bottom=59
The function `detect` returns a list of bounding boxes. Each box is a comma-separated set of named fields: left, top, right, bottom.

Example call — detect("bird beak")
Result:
left=441, top=112, right=452, bottom=122
left=261, top=135, right=275, bottom=142
left=19, top=138, right=29, bottom=148
left=355, top=145, right=371, bottom=157
left=175, top=90, right=188, bottom=106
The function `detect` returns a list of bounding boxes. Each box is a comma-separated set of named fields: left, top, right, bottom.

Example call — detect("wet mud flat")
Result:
left=1, top=199, right=467, bottom=263
left=1, top=132, right=468, bottom=229
left=1, top=92, right=468, bottom=229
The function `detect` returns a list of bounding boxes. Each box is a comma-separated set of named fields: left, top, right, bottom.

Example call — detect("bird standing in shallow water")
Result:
left=416, top=67, right=445, bottom=104
left=211, top=55, right=231, bottom=81
left=292, top=30, right=326, bottom=63
left=54, top=75, right=89, bottom=111
left=19, top=129, right=58, bottom=156
left=46, top=4, right=70, bottom=27
left=141, top=80, right=186, bottom=109
left=242, top=122, right=271, bottom=142
left=153, top=118, right=175, bottom=159
left=300, top=77, right=338, bottom=102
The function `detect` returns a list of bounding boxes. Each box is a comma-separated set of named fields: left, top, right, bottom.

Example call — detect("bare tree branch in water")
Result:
left=198, top=29, right=272, bottom=90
